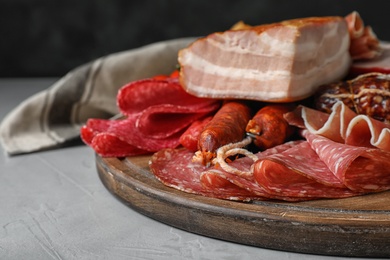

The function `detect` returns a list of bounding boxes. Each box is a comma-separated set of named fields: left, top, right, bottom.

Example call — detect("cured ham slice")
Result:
left=350, top=42, right=390, bottom=76
left=285, top=101, right=390, bottom=151
left=178, top=16, right=351, bottom=102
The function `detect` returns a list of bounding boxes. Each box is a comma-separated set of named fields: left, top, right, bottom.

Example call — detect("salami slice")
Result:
left=81, top=118, right=150, bottom=157
left=80, top=119, right=113, bottom=145
left=150, top=148, right=260, bottom=201
left=117, top=78, right=220, bottom=116
left=136, top=103, right=219, bottom=139
left=81, top=115, right=183, bottom=156
left=200, top=141, right=321, bottom=201
left=80, top=125, right=97, bottom=145
left=253, top=141, right=361, bottom=199
left=90, top=133, right=148, bottom=157
left=303, top=130, right=390, bottom=192
left=102, top=115, right=183, bottom=152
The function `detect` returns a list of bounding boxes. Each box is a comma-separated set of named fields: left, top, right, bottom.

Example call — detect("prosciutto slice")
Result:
left=350, top=42, right=390, bottom=76
left=285, top=101, right=390, bottom=151
left=345, top=11, right=381, bottom=60
left=178, top=16, right=351, bottom=102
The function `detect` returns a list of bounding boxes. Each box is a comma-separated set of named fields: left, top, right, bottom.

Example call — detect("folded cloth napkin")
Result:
left=0, top=37, right=195, bottom=155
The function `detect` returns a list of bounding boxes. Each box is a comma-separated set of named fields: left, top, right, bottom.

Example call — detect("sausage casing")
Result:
left=315, top=73, right=390, bottom=123
left=246, top=104, right=295, bottom=150
left=197, top=101, right=252, bottom=165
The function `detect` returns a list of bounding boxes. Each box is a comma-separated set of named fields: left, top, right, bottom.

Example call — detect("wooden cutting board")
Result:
left=96, top=154, right=390, bottom=257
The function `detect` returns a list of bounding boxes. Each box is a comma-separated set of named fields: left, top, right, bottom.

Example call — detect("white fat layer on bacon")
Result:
left=181, top=53, right=350, bottom=100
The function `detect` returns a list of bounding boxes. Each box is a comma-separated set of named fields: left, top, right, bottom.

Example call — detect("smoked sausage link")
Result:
left=197, top=101, right=252, bottom=165
left=246, top=105, right=295, bottom=150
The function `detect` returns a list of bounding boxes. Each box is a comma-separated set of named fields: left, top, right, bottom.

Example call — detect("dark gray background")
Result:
left=2, top=0, right=390, bottom=77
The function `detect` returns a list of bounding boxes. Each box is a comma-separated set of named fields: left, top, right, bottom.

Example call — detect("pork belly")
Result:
left=178, top=17, right=351, bottom=102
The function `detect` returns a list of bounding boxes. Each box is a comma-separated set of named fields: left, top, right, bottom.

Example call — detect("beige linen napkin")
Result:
left=0, top=37, right=195, bottom=155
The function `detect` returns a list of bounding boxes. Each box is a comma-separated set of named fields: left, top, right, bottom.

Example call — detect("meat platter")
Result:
left=83, top=13, right=390, bottom=257
left=96, top=153, right=390, bottom=258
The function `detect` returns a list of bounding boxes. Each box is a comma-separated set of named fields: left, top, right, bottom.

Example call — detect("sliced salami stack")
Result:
left=150, top=102, right=390, bottom=202
left=80, top=75, right=221, bottom=157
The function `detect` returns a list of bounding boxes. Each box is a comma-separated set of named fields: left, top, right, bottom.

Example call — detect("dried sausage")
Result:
left=246, top=105, right=296, bottom=150
left=196, top=101, right=252, bottom=165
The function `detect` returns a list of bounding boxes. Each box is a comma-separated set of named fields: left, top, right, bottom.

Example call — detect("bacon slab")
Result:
left=178, top=16, right=351, bottom=102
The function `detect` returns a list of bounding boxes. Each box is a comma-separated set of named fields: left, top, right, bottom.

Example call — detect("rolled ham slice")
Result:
left=178, top=16, right=351, bottom=102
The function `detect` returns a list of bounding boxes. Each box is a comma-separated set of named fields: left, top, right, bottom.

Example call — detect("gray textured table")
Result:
left=0, top=78, right=373, bottom=260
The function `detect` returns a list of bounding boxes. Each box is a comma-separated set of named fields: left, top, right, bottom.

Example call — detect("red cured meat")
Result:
left=303, top=130, right=390, bottom=192
left=179, top=116, right=212, bottom=152
left=91, top=133, right=148, bottom=157
left=117, top=78, right=220, bottom=116
left=80, top=125, right=96, bottom=145
left=252, top=141, right=360, bottom=198
left=81, top=118, right=149, bottom=157
left=285, top=102, right=390, bottom=151
left=80, top=119, right=113, bottom=145
left=81, top=115, right=182, bottom=156
left=345, top=115, right=390, bottom=151
left=99, top=115, right=183, bottom=152
left=137, top=103, right=219, bottom=139
left=200, top=141, right=323, bottom=201
left=349, top=43, right=390, bottom=77
left=150, top=140, right=331, bottom=201
left=150, top=148, right=260, bottom=201
left=81, top=76, right=221, bottom=157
